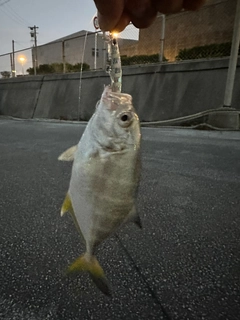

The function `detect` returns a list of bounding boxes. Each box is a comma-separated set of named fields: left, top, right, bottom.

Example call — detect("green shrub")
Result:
left=175, top=42, right=237, bottom=61
left=121, top=53, right=168, bottom=66
left=27, top=62, right=90, bottom=75
left=1, top=71, right=11, bottom=78
left=65, top=62, right=90, bottom=72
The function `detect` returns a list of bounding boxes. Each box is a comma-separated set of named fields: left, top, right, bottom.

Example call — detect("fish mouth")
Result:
left=117, top=111, right=134, bottom=128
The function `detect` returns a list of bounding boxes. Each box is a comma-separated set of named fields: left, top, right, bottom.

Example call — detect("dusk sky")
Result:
left=0, top=0, right=99, bottom=72
left=0, top=0, right=97, bottom=54
left=0, top=0, right=138, bottom=74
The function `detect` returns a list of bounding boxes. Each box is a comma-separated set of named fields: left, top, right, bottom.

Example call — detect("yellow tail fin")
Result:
left=67, top=254, right=111, bottom=296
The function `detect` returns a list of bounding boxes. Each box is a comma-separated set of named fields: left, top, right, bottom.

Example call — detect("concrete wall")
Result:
left=33, top=72, right=108, bottom=120
left=0, top=58, right=240, bottom=122
left=0, top=76, right=44, bottom=119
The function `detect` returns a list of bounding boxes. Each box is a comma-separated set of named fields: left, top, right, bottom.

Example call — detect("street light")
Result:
left=18, top=56, right=26, bottom=75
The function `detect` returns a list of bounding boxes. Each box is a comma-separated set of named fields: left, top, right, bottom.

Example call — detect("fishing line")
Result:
left=115, top=234, right=171, bottom=320
left=77, top=13, right=98, bottom=121
left=77, top=30, right=88, bottom=121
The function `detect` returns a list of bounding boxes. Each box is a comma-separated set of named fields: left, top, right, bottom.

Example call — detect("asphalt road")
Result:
left=0, top=119, right=239, bottom=320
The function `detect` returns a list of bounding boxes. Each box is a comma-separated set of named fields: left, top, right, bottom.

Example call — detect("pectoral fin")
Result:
left=58, top=145, right=77, bottom=161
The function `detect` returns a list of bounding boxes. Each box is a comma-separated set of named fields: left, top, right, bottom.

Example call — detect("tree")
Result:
left=1, top=71, right=11, bottom=79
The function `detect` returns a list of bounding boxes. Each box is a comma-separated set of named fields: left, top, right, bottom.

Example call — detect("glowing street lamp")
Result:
left=18, top=56, right=26, bottom=75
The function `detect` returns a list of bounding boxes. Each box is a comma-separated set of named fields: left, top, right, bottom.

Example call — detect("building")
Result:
left=33, top=0, right=235, bottom=69
left=126, top=0, right=236, bottom=61
left=35, top=30, right=137, bottom=70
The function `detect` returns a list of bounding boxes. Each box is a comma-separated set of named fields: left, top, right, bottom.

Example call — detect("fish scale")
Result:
left=70, top=146, right=137, bottom=242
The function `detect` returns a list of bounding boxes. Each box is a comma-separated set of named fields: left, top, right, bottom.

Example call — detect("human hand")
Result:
left=94, top=0, right=206, bottom=32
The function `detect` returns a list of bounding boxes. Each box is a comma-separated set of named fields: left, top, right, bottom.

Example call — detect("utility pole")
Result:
left=223, top=0, right=240, bottom=107
left=29, top=25, right=39, bottom=75
left=94, top=32, right=97, bottom=70
left=62, top=41, right=66, bottom=73
left=159, top=14, right=165, bottom=63
left=12, top=40, right=16, bottom=77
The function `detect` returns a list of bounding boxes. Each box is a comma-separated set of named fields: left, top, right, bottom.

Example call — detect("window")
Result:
left=92, top=48, right=99, bottom=57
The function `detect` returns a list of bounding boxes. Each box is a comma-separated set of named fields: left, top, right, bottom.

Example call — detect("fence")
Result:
left=0, top=47, right=32, bottom=78
left=0, top=0, right=237, bottom=78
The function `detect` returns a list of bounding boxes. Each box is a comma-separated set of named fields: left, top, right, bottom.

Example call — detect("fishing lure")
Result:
left=105, top=32, right=122, bottom=93
left=94, top=16, right=122, bottom=93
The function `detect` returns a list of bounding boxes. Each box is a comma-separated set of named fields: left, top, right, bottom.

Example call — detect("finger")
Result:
left=152, top=0, right=184, bottom=14
left=131, top=10, right=157, bottom=29
left=183, top=0, right=206, bottom=11
left=94, top=0, right=124, bottom=31
left=111, top=12, right=131, bottom=33
left=125, top=0, right=158, bottom=28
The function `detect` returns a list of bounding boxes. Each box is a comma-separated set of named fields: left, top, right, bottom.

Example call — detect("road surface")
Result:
left=0, top=119, right=239, bottom=319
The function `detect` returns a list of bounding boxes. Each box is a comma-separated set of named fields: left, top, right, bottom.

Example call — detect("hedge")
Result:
left=175, top=42, right=238, bottom=61
left=121, top=53, right=167, bottom=66
left=27, top=62, right=90, bottom=75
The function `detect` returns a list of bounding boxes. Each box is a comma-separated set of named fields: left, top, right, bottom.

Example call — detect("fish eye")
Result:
left=121, top=114, right=128, bottom=122
left=118, top=112, right=133, bottom=128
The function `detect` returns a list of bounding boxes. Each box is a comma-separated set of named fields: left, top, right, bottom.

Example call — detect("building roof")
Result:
left=47, top=30, right=95, bottom=44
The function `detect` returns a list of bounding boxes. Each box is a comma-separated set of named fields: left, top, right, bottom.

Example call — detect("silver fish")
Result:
left=59, top=85, right=141, bottom=295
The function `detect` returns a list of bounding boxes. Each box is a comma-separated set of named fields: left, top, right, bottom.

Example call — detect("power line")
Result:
left=0, top=30, right=102, bottom=57
left=0, top=6, right=27, bottom=27
left=0, top=46, right=32, bottom=58
left=0, top=0, right=31, bottom=28
left=14, top=41, right=32, bottom=51
left=0, top=0, right=10, bottom=7
left=5, top=2, right=31, bottom=26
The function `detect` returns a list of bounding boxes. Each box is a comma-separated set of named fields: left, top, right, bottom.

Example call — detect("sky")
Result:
left=0, top=0, right=98, bottom=73
left=0, top=0, right=97, bottom=53
left=0, top=0, right=138, bottom=74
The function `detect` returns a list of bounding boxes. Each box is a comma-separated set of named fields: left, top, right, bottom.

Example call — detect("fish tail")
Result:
left=67, top=254, right=111, bottom=296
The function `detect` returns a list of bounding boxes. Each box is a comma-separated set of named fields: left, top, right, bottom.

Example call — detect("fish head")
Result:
left=94, top=86, right=141, bottom=150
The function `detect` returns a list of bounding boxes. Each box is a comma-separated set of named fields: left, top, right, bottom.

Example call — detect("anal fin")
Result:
left=61, top=193, right=73, bottom=217
left=61, top=193, right=84, bottom=240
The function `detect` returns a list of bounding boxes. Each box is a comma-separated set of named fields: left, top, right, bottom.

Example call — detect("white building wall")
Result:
left=36, top=32, right=105, bottom=70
